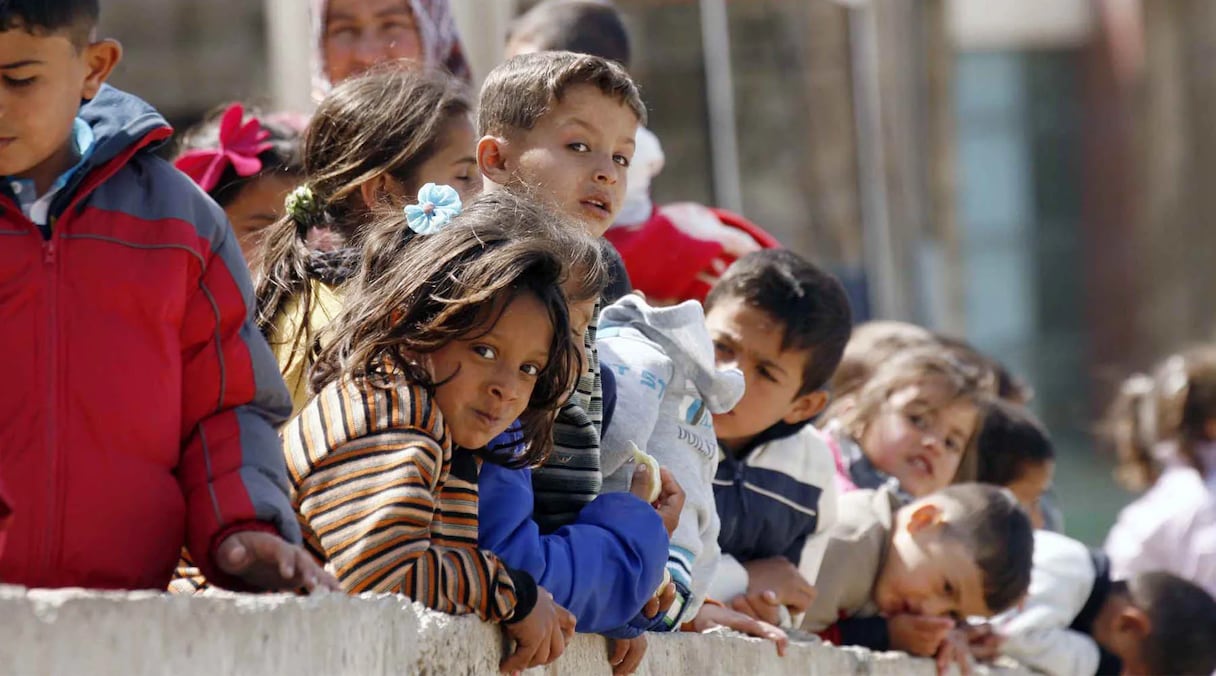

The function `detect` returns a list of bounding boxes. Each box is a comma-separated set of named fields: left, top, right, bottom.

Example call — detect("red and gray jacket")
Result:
left=0, top=85, right=301, bottom=590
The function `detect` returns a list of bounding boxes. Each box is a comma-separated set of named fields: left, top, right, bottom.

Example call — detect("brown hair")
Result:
left=1103, top=345, right=1216, bottom=491
left=827, top=346, right=997, bottom=484
left=478, top=50, right=646, bottom=138
left=255, top=63, right=473, bottom=363
left=829, top=320, right=935, bottom=400
left=312, top=191, right=606, bottom=465
left=932, top=483, right=1034, bottom=616
left=1124, top=572, right=1216, bottom=675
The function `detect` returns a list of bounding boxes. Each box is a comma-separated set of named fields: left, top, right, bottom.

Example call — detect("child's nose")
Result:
left=593, top=156, right=617, bottom=184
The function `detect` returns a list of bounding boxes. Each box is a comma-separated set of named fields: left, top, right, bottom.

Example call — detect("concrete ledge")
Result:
left=0, top=586, right=1028, bottom=675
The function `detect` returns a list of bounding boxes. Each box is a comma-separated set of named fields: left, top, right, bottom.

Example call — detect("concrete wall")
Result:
left=0, top=586, right=1029, bottom=675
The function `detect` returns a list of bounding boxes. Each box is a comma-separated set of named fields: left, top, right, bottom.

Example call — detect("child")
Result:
left=0, top=0, right=332, bottom=592
left=256, top=65, right=479, bottom=413
left=284, top=192, right=589, bottom=671
left=975, top=400, right=1056, bottom=529
left=700, top=250, right=853, bottom=627
left=476, top=51, right=645, bottom=530
left=1103, top=347, right=1216, bottom=597
left=597, top=294, right=746, bottom=630
left=988, top=530, right=1216, bottom=676
left=801, top=484, right=1033, bottom=670
left=822, top=346, right=994, bottom=500
left=174, top=103, right=303, bottom=268
left=477, top=243, right=678, bottom=641
left=311, top=0, right=470, bottom=97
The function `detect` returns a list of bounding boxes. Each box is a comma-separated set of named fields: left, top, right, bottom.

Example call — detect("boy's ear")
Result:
left=477, top=135, right=512, bottom=186
left=782, top=390, right=829, bottom=426
left=1114, top=604, right=1152, bottom=641
left=80, top=39, right=122, bottom=101
left=906, top=503, right=944, bottom=535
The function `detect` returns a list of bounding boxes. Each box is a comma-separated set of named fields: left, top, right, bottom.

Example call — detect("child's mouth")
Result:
left=909, top=455, right=933, bottom=476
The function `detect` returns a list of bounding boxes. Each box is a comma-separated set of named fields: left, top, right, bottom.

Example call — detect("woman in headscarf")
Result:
left=311, top=0, right=470, bottom=98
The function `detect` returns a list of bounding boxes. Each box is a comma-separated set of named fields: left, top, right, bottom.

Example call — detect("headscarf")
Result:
left=310, top=0, right=471, bottom=100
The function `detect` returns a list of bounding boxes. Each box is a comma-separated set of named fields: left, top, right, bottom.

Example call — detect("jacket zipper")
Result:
left=41, top=223, right=61, bottom=581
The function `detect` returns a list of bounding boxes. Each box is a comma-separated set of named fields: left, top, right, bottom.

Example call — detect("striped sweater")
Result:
left=281, top=372, right=538, bottom=623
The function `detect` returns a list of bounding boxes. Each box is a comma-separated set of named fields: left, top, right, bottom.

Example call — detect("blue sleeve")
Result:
left=478, top=461, right=669, bottom=634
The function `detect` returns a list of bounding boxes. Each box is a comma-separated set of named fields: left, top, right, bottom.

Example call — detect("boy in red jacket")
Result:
left=0, top=0, right=335, bottom=593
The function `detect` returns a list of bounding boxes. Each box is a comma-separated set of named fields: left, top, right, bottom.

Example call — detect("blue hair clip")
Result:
left=404, top=183, right=462, bottom=235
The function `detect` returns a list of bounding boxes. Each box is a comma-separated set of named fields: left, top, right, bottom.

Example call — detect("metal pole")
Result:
left=849, top=2, right=905, bottom=320
left=699, top=0, right=744, bottom=214
left=263, top=0, right=314, bottom=113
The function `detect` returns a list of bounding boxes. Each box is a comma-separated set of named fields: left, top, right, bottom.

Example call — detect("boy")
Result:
left=0, top=1, right=333, bottom=593
left=477, top=50, right=645, bottom=531
left=987, top=531, right=1216, bottom=676
left=476, top=50, right=674, bottom=668
left=975, top=400, right=1056, bottom=529
left=801, top=484, right=1033, bottom=670
left=704, top=250, right=853, bottom=626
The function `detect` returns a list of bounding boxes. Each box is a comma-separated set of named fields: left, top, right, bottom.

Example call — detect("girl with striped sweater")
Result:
left=283, top=192, right=605, bottom=672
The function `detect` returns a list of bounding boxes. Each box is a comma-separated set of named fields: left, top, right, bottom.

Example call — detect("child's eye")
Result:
left=758, top=367, right=777, bottom=383
left=713, top=341, right=733, bottom=358
left=908, top=413, right=929, bottom=430
left=567, top=142, right=590, bottom=153
left=473, top=345, right=497, bottom=360
left=945, top=436, right=964, bottom=454
left=520, top=363, right=542, bottom=377
left=613, top=154, right=631, bottom=168
left=3, top=76, right=36, bottom=88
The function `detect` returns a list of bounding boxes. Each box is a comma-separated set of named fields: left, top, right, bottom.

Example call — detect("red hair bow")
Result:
left=175, top=103, right=273, bottom=192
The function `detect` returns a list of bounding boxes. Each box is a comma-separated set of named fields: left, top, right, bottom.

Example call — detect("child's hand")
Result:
left=688, top=602, right=789, bottom=657
left=935, top=628, right=975, bottom=676
left=501, top=588, right=575, bottom=673
left=962, top=621, right=1003, bottom=662
left=607, top=635, right=647, bottom=675
left=728, top=589, right=783, bottom=625
left=642, top=578, right=677, bottom=619
left=742, top=556, right=817, bottom=615
left=216, top=530, right=340, bottom=593
left=653, top=467, right=685, bottom=536
left=887, top=613, right=954, bottom=657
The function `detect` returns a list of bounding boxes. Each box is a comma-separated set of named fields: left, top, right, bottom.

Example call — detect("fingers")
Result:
left=716, top=609, right=790, bottom=657
left=215, top=533, right=252, bottom=575
left=629, top=463, right=654, bottom=502
left=655, top=583, right=677, bottom=615
left=608, top=639, right=629, bottom=667
left=559, top=607, right=577, bottom=640
left=617, top=635, right=647, bottom=676
left=656, top=468, right=686, bottom=509
left=642, top=595, right=661, bottom=619
left=547, top=623, right=567, bottom=666
left=499, top=633, right=538, bottom=674
left=787, top=579, right=817, bottom=614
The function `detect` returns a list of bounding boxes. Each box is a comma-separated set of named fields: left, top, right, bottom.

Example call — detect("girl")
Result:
left=256, top=64, right=479, bottom=412
left=312, top=0, right=469, bottom=97
left=821, top=346, right=995, bottom=500
left=174, top=103, right=303, bottom=268
left=1104, top=347, right=1216, bottom=596
left=284, top=192, right=600, bottom=670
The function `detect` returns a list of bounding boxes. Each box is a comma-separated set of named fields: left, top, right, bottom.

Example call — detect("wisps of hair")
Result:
left=936, top=483, right=1034, bottom=615
left=478, top=50, right=646, bottom=137
left=313, top=191, right=604, bottom=466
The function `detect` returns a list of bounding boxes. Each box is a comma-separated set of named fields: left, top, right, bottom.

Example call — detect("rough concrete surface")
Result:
left=0, top=586, right=1029, bottom=675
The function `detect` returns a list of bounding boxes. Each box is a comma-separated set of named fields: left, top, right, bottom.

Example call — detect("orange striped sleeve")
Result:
left=289, top=382, right=523, bottom=622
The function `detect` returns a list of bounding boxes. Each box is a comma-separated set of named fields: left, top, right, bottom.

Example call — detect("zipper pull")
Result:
left=44, top=239, right=56, bottom=265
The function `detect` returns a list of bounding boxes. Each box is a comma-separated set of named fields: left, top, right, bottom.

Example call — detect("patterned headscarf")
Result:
left=310, top=0, right=471, bottom=101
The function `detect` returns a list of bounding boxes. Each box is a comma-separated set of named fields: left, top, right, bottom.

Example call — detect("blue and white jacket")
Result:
left=710, top=421, right=839, bottom=603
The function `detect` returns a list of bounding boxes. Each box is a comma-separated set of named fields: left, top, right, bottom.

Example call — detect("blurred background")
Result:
left=99, top=0, right=1215, bottom=545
